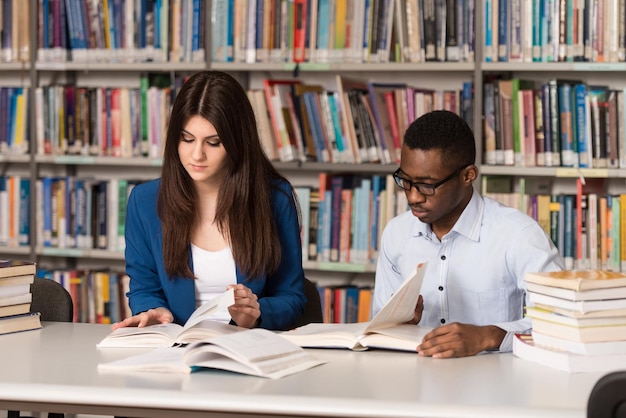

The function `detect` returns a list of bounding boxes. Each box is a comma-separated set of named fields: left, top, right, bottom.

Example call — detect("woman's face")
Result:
left=178, top=116, right=229, bottom=187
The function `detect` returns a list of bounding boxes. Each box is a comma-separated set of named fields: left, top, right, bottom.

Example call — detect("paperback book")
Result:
left=98, top=328, right=326, bottom=379
left=97, top=288, right=240, bottom=348
left=280, top=262, right=433, bottom=351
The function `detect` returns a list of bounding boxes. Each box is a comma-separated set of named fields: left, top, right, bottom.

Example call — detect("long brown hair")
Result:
left=158, top=71, right=289, bottom=279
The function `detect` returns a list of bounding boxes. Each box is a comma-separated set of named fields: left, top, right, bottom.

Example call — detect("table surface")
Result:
left=0, top=322, right=606, bottom=418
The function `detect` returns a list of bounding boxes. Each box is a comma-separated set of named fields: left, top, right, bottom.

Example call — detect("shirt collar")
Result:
left=412, top=189, right=484, bottom=242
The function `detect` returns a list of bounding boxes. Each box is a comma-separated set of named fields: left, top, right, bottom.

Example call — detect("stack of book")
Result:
left=513, top=270, right=626, bottom=373
left=0, top=260, right=41, bottom=335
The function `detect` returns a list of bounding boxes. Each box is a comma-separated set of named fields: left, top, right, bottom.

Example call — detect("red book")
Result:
left=293, top=0, right=307, bottom=62
left=383, top=91, right=401, bottom=163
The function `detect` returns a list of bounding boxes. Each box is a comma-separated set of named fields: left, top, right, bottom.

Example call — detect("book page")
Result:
left=183, top=328, right=326, bottom=379
left=177, top=319, right=246, bottom=344
left=184, top=288, right=235, bottom=329
left=280, top=322, right=370, bottom=349
left=360, top=324, right=433, bottom=351
left=96, top=323, right=184, bottom=348
left=366, top=262, right=427, bottom=332
left=98, top=347, right=190, bottom=373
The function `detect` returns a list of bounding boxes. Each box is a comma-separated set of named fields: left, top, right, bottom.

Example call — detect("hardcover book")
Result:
left=280, top=262, right=433, bottom=351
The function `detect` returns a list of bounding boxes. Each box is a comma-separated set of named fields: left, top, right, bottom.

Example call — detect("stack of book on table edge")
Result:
left=0, top=260, right=41, bottom=335
left=513, top=270, right=626, bottom=373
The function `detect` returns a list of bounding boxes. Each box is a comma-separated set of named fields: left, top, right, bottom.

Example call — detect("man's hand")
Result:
left=111, top=307, right=174, bottom=330
left=406, top=295, right=423, bottom=325
left=416, top=323, right=506, bottom=358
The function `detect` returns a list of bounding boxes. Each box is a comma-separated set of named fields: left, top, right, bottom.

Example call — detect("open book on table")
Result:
left=97, top=288, right=241, bottom=348
left=97, top=328, right=326, bottom=379
left=280, top=262, right=433, bottom=351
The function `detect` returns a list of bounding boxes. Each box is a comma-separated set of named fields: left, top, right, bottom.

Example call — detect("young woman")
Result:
left=112, top=71, right=306, bottom=331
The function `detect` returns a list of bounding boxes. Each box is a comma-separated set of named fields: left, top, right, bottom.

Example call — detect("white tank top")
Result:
left=191, top=243, right=236, bottom=323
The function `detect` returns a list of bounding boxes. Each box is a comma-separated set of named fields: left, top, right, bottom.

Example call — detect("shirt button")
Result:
left=440, top=318, right=446, bottom=324
left=438, top=286, right=444, bottom=291
left=441, top=255, right=446, bottom=260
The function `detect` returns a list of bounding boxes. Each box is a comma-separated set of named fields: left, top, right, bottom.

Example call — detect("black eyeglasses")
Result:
left=393, top=165, right=469, bottom=196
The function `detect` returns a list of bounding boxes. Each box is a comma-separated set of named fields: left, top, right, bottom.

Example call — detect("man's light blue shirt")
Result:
left=373, top=190, right=565, bottom=352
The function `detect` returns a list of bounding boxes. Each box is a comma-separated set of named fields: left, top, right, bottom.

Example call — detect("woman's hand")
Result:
left=227, top=284, right=261, bottom=328
left=111, top=307, right=174, bottom=330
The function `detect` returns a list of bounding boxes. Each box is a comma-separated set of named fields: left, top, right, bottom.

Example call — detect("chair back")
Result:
left=30, top=277, right=73, bottom=322
left=294, top=278, right=323, bottom=328
left=587, top=371, right=626, bottom=418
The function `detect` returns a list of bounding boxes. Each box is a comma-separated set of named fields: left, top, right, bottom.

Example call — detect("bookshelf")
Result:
left=3, top=0, right=626, bottom=322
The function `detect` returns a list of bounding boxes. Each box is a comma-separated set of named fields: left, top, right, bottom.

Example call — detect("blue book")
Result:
left=329, top=176, right=344, bottom=263
left=316, top=0, right=330, bottom=61
left=42, top=177, right=53, bottom=247
left=497, top=0, right=508, bottom=61
left=484, top=0, right=493, bottom=61
left=154, top=0, right=162, bottom=50
left=574, top=84, right=590, bottom=168
left=7, top=88, right=18, bottom=151
left=18, top=178, right=30, bottom=246
left=358, top=178, right=371, bottom=264
left=0, top=88, right=7, bottom=152
left=320, top=189, right=333, bottom=262
left=191, top=0, right=201, bottom=58
left=302, top=91, right=328, bottom=162
left=345, top=286, right=360, bottom=323
left=74, top=179, right=86, bottom=248
left=370, top=175, right=384, bottom=263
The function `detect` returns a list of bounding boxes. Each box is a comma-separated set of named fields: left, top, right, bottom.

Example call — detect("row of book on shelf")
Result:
left=0, top=260, right=41, bottom=336
left=484, top=176, right=626, bottom=272
left=484, top=0, right=626, bottom=62
left=37, top=0, right=206, bottom=63
left=37, top=267, right=131, bottom=324
left=0, top=175, right=134, bottom=251
left=0, top=172, right=410, bottom=269
left=211, top=0, right=475, bottom=64
left=29, top=73, right=189, bottom=158
left=253, top=77, right=472, bottom=164
left=14, top=75, right=472, bottom=166
left=483, top=77, right=626, bottom=168
left=513, top=270, right=626, bottom=373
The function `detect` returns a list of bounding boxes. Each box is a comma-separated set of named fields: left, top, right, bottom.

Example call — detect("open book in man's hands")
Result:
left=97, top=288, right=241, bottom=348
left=280, top=262, right=433, bottom=351
left=98, top=328, right=326, bottom=379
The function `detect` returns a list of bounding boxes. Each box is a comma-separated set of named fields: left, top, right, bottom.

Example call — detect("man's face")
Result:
left=397, top=146, right=471, bottom=235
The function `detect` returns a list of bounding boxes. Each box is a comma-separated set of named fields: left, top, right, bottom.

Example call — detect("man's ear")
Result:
left=463, top=165, right=478, bottom=184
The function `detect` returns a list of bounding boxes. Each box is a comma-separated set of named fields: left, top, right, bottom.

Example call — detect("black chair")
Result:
left=588, top=371, right=626, bottom=418
left=7, top=278, right=73, bottom=418
left=294, top=278, right=324, bottom=328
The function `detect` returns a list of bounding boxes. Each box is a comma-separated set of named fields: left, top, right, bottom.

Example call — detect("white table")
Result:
left=0, top=322, right=605, bottom=418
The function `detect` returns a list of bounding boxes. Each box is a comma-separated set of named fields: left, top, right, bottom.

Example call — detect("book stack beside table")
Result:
left=0, top=259, right=41, bottom=335
left=514, top=270, right=626, bottom=372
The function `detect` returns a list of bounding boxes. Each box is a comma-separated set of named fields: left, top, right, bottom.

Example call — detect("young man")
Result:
left=373, top=110, right=564, bottom=358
